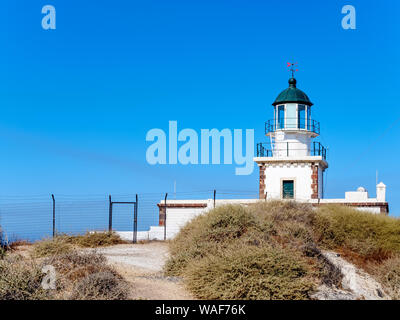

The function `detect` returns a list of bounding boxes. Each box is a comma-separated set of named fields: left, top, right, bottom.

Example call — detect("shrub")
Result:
left=45, top=251, right=130, bottom=300
left=371, top=255, right=400, bottom=299
left=165, top=205, right=258, bottom=276
left=70, top=271, right=129, bottom=300
left=166, top=201, right=400, bottom=300
left=57, top=231, right=126, bottom=248
left=165, top=202, right=320, bottom=299
left=33, top=238, right=73, bottom=258
left=46, top=251, right=108, bottom=281
left=33, top=232, right=125, bottom=258
left=0, top=256, right=50, bottom=300
left=250, top=201, right=315, bottom=226
left=183, top=242, right=315, bottom=300
left=314, top=205, right=400, bottom=259
left=1, top=247, right=130, bottom=300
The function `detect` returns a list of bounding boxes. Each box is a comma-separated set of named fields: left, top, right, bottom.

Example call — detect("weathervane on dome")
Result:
left=287, top=62, right=299, bottom=78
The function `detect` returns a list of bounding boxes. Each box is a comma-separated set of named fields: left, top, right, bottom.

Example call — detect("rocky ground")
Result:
left=312, top=251, right=388, bottom=300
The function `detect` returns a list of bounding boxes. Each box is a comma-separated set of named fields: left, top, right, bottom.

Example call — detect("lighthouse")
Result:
left=135, top=69, right=390, bottom=241
left=254, top=73, right=328, bottom=200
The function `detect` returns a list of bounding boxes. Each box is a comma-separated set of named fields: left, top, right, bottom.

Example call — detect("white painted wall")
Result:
left=274, top=131, right=311, bottom=158
left=165, top=206, right=208, bottom=238
left=345, top=191, right=369, bottom=201
left=264, top=162, right=313, bottom=200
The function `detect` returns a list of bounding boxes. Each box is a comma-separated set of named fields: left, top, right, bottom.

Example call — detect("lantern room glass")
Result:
left=274, top=104, right=312, bottom=132
left=298, top=104, right=306, bottom=129
left=277, top=105, right=284, bottom=129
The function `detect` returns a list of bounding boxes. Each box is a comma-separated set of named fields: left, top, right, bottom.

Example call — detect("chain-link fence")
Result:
left=0, top=189, right=259, bottom=243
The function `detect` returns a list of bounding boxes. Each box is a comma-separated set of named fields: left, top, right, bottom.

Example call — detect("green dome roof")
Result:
left=272, top=78, right=313, bottom=106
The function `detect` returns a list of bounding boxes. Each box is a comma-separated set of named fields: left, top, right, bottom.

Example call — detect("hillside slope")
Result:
left=165, top=201, right=400, bottom=300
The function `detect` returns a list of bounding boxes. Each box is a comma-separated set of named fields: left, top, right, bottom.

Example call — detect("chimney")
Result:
left=376, top=182, right=386, bottom=202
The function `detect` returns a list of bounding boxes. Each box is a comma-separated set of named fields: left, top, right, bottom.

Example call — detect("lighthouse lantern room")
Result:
left=254, top=69, right=328, bottom=201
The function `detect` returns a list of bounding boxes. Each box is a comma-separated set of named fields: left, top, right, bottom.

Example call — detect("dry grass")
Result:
left=33, top=238, right=74, bottom=258
left=45, top=251, right=130, bottom=300
left=0, top=249, right=130, bottom=300
left=57, top=231, right=126, bottom=248
left=45, top=251, right=108, bottom=281
left=0, top=231, right=131, bottom=300
left=32, top=232, right=126, bottom=258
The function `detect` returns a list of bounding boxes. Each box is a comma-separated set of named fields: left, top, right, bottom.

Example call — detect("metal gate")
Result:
left=108, top=194, right=138, bottom=243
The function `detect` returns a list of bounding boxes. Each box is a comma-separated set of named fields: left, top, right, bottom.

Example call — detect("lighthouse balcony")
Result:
left=256, top=141, right=327, bottom=160
left=265, top=118, right=320, bottom=136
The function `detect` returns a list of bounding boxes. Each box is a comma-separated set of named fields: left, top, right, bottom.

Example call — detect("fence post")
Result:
left=51, top=194, right=55, bottom=238
left=213, top=190, right=216, bottom=208
left=133, top=194, right=138, bottom=244
left=108, top=195, right=112, bottom=232
left=164, top=193, right=168, bottom=241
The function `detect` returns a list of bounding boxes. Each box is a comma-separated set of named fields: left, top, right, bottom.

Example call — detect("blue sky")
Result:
left=0, top=0, right=399, bottom=217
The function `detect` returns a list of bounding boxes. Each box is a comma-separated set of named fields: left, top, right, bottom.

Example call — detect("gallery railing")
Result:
left=256, top=142, right=327, bottom=160
left=265, top=118, right=320, bottom=135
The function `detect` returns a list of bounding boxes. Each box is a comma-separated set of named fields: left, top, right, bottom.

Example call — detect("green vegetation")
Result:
left=184, top=243, right=314, bottom=300
left=166, top=201, right=400, bottom=300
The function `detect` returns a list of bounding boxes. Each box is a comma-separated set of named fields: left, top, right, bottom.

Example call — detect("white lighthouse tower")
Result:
left=254, top=69, right=328, bottom=200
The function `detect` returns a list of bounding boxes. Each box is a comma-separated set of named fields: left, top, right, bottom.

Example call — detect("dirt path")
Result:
left=93, top=242, right=194, bottom=300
